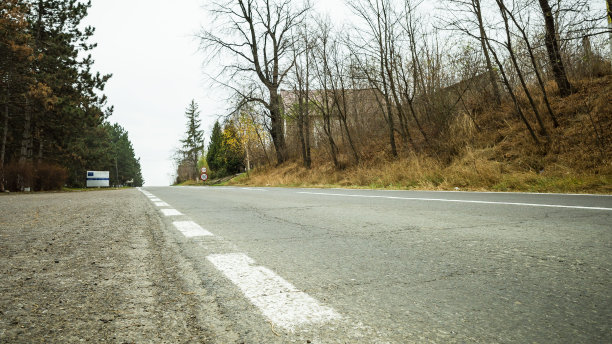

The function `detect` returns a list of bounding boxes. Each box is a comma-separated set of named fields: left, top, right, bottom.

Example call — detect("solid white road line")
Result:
left=207, top=253, right=340, bottom=331
left=324, top=187, right=610, bottom=197
left=154, top=201, right=170, bottom=207
left=298, top=191, right=612, bottom=211
left=161, top=209, right=183, bottom=216
left=173, top=221, right=213, bottom=237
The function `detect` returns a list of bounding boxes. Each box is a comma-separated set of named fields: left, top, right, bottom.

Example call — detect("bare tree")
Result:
left=472, top=0, right=502, bottom=105
left=348, top=0, right=400, bottom=157
left=608, top=0, right=612, bottom=62
left=484, top=32, right=540, bottom=144
left=381, top=2, right=416, bottom=150
left=500, top=0, right=559, bottom=127
left=441, top=0, right=502, bottom=106
left=398, top=1, right=430, bottom=143
left=538, top=0, right=573, bottom=96
left=289, top=25, right=312, bottom=168
left=327, top=35, right=361, bottom=164
left=246, top=104, right=273, bottom=165
left=200, top=0, right=310, bottom=164
left=496, top=0, right=548, bottom=137
left=310, top=20, right=340, bottom=168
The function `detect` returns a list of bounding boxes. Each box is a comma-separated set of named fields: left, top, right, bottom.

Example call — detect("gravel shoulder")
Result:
left=0, top=189, right=238, bottom=343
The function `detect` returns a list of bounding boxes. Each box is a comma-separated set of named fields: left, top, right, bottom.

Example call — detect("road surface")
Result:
left=1, top=187, right=610, bottom=343
left=143, top=186, right=611, bottom=343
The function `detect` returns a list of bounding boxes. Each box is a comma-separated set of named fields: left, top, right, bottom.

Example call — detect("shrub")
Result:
left=36, top=162, right=68, bottom=191
left=1, top=161, right=68, bottom=191
left=3, top=161, right=35, bottom=191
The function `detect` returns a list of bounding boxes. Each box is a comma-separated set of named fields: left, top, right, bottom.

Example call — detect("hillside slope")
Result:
left=230, top=76, right=611, bottom=194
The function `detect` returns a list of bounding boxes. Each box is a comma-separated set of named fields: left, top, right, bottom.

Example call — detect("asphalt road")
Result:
left=143, top=186, right=611, bottom=343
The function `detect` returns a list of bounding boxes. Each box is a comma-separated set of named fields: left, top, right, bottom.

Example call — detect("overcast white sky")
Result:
left=84, top=0, right=606, bottom=186
left=85, top=0, right=348, bottom=186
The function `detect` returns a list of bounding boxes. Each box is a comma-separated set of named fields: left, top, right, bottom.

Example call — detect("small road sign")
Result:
left=201, top=167, right=207, bottom=173
left=200, top=173, right=208, bottom=181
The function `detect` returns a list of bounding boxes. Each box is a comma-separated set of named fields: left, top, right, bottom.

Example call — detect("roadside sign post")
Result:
left=200, top=173, right=208, bottom=181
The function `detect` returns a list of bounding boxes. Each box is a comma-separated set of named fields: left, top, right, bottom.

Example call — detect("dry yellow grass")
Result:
left=231, top=153, right=610, bottom=193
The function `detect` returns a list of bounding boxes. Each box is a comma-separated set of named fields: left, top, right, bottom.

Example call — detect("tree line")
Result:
left=199, top=0, right=611, bottom=171
left=173, top=100, right=244, bottom=183
left=1, top=0, right=143, bottom=190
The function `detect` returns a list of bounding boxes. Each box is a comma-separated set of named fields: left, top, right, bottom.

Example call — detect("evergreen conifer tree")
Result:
left=221, top=120, right=244, bottom=175
left=104, top=123, right=144, bottom=186
left=0, top=0, right=143, bottom=189
left=206, top=121, right=223, bottom=178
left=180, top=100, right=204, bottom=180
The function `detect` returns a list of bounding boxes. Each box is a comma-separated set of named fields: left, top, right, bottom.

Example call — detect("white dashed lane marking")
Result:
left=139, top=187, right=342, bottom=330
left=207, top=253, right=341, bottom=331
left=173, top=221, right=213, bottom=237
left=161, top=208, right=183, bottom=216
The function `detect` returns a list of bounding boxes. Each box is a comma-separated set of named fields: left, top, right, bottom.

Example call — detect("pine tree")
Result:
left=204, top=120, right=244, bottom=179
left=0, top=0, right=34, bottom=191
left=0, top=0, right=150, bottom=190
left=221, top=120, right=244, bottom=175
left=179, top=100, right=204, bottom=181
left=104, top=123, right=144, bottom=187
left=206, top=121, right=223, bottom=178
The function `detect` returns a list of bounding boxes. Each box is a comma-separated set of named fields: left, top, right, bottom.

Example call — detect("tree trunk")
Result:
left=396, top=61, right=429, bottom=144
left=304, top=79, right=312, bottom=168
left=294, top=49, right=312, bottom=169
left=250, top=111, right=271, bottom=166
left=115, top=157, right=119, bottom=185
left=269, top=89, right=287, bottom=164
left=384, top=45, right=410, bottom=147
left=323, top=102, right=339, bottom=169
left=503, top=1, right=559, bottom=127
left=193, top=152, right=199, bottom=182
left=497, top=0, right=548, bottom=137
left=457, top=92, right=482, bottom=132
left=406, top=99, right=428, bottom=142
left=1, top=84, right=9, bottom=192
left=379, top=55, right=398, bottom=157
left=485, top=33, right=540, bottom=145
left=538, top=0, right=573, bottom=97
left=385, top=99, right=398, bottom=157
left=20, top=100, right=32, bottom=164
left=474, top=0, right=501, bottom=105
left=338, top=110, right=359, bottom=164
left=373, top=12, right=398, bottom=158
left=385, top=47, right=415, bottom=150
left=297, top=92, right=309, bottom=168
left=333, top=87, right=360, bottom=164
left=245, top=143, right=251, bottom=171
left=606, top=0, right=612, bottom=63
left=36, top=127, right=44, bottom=164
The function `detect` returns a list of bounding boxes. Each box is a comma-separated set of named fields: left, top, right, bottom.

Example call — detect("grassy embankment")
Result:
left=228, top=76, right=611, bottom=194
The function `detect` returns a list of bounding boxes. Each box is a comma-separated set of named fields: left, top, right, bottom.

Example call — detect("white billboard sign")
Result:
left=86, top=171, right=110, bottom=187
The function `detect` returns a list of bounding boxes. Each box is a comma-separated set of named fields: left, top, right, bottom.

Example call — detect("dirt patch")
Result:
left=0, top=189, right=237, bottom=343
